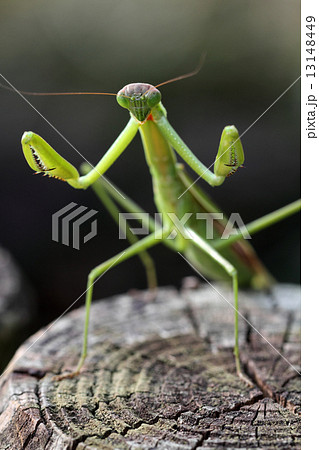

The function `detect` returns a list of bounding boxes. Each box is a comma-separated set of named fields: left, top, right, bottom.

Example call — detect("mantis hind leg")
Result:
left=56, top=229, right=169, bottom=380
left=81, top=163, right=157, bottom=291
left=184, top=228, right=253, bottom=386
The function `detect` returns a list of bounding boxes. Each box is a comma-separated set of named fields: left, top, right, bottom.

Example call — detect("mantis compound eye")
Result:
left=116, top=91, right=130, bottom=110
left=146, top=88, right=161, bottom=108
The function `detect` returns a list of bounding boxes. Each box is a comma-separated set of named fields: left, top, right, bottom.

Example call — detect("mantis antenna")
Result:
left=0, top=83, right=118, bottom=97
left=154, top=51, right=206, bottom=88
left=0, top=53, right=206, bottom=98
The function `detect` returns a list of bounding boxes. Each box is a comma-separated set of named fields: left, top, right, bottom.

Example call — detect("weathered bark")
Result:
left=0, top=282, right=300, bottom=449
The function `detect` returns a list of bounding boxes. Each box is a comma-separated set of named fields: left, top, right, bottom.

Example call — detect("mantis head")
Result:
left=117, top=83, right=162, bottom=122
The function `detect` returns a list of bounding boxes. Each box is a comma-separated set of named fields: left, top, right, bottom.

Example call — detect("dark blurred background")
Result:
left=0, top=0, right=300, bottom=364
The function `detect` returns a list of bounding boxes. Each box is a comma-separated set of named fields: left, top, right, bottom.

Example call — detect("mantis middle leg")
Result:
left=57, top=228, right=170, bottom=379
left=84, top=169, right=157, bottom=291
left=184, top=228, right=253, bottom=386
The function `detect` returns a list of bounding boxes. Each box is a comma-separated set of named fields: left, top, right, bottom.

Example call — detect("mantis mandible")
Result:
left=20, top=69, right=301, bottom=384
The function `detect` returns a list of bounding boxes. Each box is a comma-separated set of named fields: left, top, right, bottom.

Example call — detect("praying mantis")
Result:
left=20, top=70, right=301, bottom=384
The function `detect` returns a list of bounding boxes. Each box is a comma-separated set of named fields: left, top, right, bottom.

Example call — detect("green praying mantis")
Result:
left=19, top=70, right=301, bottom=384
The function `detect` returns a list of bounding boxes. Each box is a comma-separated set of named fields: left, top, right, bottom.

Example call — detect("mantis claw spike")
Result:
left=21, top=131, right=80, bottom=183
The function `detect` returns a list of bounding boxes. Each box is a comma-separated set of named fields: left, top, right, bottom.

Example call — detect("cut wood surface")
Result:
left=0, top=282, right=300, bottom=449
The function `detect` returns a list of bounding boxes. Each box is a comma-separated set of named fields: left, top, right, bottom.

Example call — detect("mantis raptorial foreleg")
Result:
left=56, top=228, right=170, bottom=379
left=21, top=118, right=139, bottom=190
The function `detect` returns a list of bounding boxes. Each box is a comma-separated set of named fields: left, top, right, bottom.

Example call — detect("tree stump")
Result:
left=0, top=282, right=300, bottom=449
